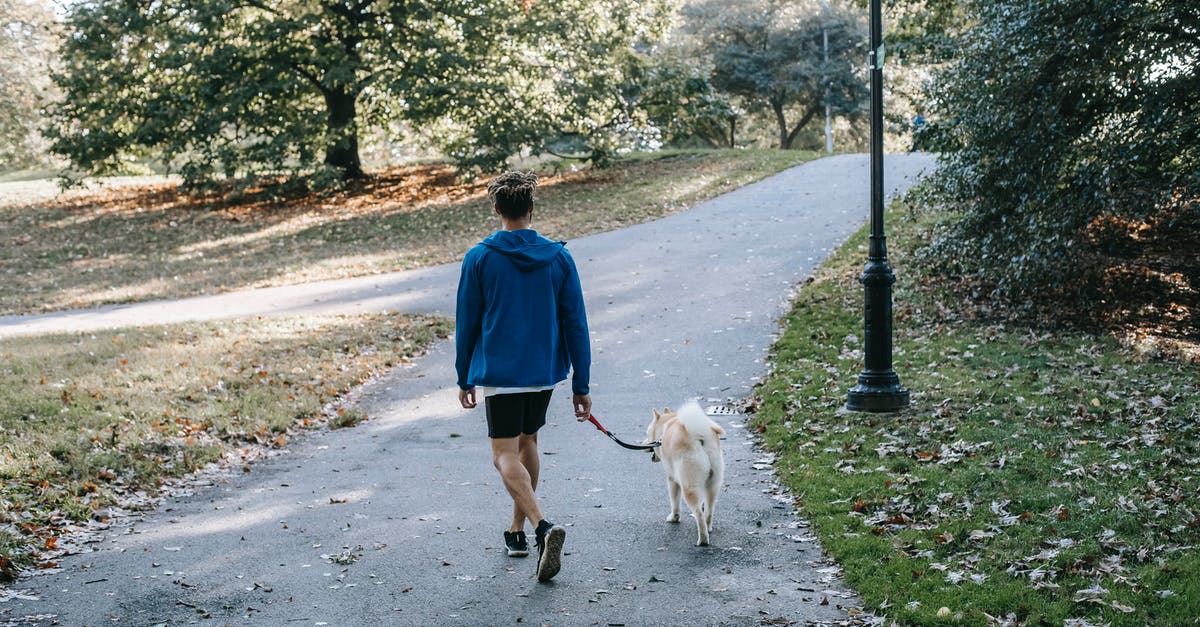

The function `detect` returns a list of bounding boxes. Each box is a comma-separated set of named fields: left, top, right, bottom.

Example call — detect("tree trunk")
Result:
left=728, top=115, right=736, bottom=148
left=772, top=99, right=789, bottom=149
left=324, top=88, right=364, bottom=179
left=784, top=106, right=820, bottom=150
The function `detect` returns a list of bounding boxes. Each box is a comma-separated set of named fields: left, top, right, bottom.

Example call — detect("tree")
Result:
left=638, top=51, right=739, bottom=149
left=47, top=0, right=527, bottom=184
left=918, top=0, right=1200, bottom=304
left=410, top=0, right=673, bottom=171
left=882, top=0, right=970, bottom=64
left=48, top=0, right=673, bottom=184
left=0, top=0, right=57, bottom=170
left=682, top=0, right=867, bottom=150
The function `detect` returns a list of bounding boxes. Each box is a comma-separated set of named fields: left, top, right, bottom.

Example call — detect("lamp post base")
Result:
left=846, top=374, right=910, bottom=413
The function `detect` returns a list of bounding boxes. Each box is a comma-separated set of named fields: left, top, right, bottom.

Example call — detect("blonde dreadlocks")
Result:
left=487, top=171, right=539, bottom=220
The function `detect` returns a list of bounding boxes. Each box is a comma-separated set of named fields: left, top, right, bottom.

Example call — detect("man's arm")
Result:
left=559, top=253, right=591, bottom=397
left=455, top=251, right=483, bottom=405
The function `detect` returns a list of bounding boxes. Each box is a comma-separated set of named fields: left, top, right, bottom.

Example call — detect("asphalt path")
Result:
left=1, top=153, right=936, bottom=626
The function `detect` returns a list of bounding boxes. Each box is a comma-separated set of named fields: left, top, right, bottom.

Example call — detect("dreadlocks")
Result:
left=487, top=171, right=538, bottom=220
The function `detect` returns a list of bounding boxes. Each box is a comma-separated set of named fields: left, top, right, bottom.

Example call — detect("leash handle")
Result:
left=587, top=414, right=609, bottom=434
left=586, top=413, right=660, bottom=451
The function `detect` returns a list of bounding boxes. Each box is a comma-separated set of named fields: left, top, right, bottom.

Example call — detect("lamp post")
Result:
left=845, top=0, right=909, bottom=412
left=820, top=0, right=833, bottom=154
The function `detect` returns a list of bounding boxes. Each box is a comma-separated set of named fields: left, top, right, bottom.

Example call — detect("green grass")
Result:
left=0, top=149, right=816, bottom=315
left=0, top=313, right=451, bottom=579
left=751, top=204, right=1200, bottom=625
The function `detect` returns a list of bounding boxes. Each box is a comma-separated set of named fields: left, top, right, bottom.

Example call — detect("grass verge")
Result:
left=0, top=149, right=815, bottom=315
left=750, top=204, right=1200, bottom=625
left=0, top=313, right=451, bottom=580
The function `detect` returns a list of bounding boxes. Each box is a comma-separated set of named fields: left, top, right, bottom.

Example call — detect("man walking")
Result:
left=455, top=171, right=592, bottom=582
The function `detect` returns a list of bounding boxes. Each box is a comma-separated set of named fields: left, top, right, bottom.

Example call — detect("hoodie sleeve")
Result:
left=558, top=252, right=591, bottom=395
left=455, top=249, right=484, bottom=390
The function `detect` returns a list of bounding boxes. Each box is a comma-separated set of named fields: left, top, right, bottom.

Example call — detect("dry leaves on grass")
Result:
left=1, top=151, right=814, bottom=315
left=0, top=313, right=451, bottom=578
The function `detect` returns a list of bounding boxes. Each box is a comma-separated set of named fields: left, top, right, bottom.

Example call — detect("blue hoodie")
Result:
left=455, top=229, right=591, bottom=395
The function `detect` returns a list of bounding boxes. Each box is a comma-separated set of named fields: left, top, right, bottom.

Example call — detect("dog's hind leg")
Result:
left=666, top=477, right=681, bottom=523
left=704, top=476, right=720, bottom=533
left=682, top=487, right=709, bottom=546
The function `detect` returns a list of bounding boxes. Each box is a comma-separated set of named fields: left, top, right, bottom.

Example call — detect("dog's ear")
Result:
left=652, top=409, right=661, bottom=420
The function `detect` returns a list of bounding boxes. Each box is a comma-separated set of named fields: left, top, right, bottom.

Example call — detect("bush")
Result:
left=917, top=0, right=1199, bottom=332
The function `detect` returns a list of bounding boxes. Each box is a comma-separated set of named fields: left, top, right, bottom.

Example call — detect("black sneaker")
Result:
left=504, top=530, right=529, bottom=557
left=534, top=520, right=565, bottom=582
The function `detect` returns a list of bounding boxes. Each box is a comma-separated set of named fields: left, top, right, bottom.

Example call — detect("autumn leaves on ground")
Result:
left=750, top=204, right=1200, bottom=625
left=0, top=150, right=814, bottom=581
left=0, top=150, right=813, bottom=315
left=0, top=314, right=452, bottom=580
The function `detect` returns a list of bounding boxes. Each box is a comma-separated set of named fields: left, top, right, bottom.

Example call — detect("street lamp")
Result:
left=845, top=0, right=909, bottom=412
left=820, top=0, right=833, bottom=154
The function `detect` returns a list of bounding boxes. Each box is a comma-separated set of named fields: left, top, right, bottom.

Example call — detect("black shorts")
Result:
left=485, top=390, right=553, bottom=439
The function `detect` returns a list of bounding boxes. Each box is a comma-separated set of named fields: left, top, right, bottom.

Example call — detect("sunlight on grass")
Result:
left=0, top=313, right=451, bottom=578
left=0, top=150, right=815, bottom=315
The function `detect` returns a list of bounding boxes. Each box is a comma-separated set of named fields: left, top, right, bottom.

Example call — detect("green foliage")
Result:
left=682, top=0, right=867, bottom=150
left=48, top=0, right=671, bottom=182
left=411, top=0, right=673, bottom=172
left=917, top=0, right=1200, bottom=303
left=637, top=51, right=738, bottom=149
left=883, top=0, right=972, bottom=64
left=0, top=0, right=58, bottom=170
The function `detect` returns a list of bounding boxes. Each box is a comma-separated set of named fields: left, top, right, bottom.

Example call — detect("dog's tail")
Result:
left=676, top=400, right=725, bottom=445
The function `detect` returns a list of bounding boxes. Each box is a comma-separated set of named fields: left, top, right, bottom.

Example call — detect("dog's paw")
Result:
left=696, top=539, right=709, bottom=547
left=666, top=514, right=680, bottom=523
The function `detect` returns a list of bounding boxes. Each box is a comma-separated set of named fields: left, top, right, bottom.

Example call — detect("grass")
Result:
left=750, top=203, right=1200, bottom=625
left=0, top=149, right=816, bottom=315
left=0, top=313, right=451, bottom=580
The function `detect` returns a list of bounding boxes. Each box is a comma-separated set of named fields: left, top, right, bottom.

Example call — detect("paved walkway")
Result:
left=1, top=153, right=936, bottom=626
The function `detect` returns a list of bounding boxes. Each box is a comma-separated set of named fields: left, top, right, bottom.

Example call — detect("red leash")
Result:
left=586, top=414, right=660, bottom=451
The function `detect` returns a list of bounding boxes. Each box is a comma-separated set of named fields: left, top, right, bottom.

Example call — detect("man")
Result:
left=455, top=170, right=592, bottom=582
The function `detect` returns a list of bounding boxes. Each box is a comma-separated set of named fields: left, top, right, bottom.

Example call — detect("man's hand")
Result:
left=572, top=393, right=591, bottom=421
left=458, top=387, right=477, bottom=409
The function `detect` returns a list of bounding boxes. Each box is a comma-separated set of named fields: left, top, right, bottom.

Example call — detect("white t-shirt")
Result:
left=480, top=385, right=556, bottom=398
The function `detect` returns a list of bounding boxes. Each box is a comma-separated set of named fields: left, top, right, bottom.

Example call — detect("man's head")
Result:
left=487, top=171, right=538, bottom=220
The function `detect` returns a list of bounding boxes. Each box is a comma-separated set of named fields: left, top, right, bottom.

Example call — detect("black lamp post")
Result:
left=845, top=0, right=909, bottom=412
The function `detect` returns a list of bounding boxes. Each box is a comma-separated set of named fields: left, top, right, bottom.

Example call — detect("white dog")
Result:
left=646, top=401, right=725, bottom=546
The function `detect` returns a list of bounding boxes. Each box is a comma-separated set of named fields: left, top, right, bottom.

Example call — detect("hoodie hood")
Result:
left=480, top=229, right=565, bottom=271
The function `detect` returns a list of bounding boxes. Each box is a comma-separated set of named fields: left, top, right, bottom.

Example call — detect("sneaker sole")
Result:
left=507, top=548, right=529, bottom=558
left=536, top=526, right=565, bottom=581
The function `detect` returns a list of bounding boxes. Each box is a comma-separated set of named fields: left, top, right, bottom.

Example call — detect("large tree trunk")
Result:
left=324, top=88, right=364, bottom=179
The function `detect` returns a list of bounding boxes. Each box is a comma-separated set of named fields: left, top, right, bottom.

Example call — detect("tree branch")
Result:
left=290, top=63, right=328, bottom=95
left=785, top=105, right=820, bottom=147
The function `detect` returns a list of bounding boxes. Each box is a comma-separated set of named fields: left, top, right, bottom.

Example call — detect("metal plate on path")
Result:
left=705, top=405, right=738, bottom=416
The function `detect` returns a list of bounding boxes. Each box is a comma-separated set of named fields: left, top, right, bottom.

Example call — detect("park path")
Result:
left=1, top=153, right=936, bottom=626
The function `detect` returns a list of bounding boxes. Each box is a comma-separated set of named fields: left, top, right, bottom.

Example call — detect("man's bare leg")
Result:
left=492, top=436, right=543, bottom=532
left=509, top=433, right=540, bottom=531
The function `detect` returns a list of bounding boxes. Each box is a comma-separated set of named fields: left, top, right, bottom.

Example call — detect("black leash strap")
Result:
left=586, top=414, right=660, bottom=451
